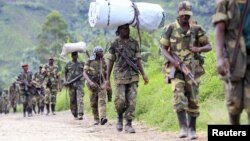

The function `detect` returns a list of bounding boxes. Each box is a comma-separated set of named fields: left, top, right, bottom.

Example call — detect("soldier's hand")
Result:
left=142, top=74, right=149, bottom=85
left=89, top=81, right=98, bottom=89
left=173, top=61, right=181, bottom=70
left=190, top=47, right=201, bottom=53
left=217, top=57, right=228, bottom=77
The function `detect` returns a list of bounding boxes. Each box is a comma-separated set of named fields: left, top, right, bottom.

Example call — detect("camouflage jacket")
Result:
left=43, top=64, right=60, bottom=88
left=160, top=20, right=209, bottom=78
left=212, top=0, right=247, bottom=80
left=84, top=58, right=106, bottom=85
left=65, top=61, right=84, bottom=87
left=32, top=71, right=45, bottom=88
left=107, top=37, right=141, bottom=84
left=16, top=71, right=33, bottom=92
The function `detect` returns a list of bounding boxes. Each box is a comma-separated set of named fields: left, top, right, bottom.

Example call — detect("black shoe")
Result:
left=100, top=118, right=108, bottom=125
left=78, top=116, right=83, bottom=120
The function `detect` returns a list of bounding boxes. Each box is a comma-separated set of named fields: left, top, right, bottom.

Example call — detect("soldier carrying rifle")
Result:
left=160, top=1, right=211, bottom=139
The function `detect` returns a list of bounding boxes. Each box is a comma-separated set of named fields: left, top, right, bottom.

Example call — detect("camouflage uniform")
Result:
left=160, top=1, right=211, bottom=139
left=17, top=70, right=33, bottom=117
left=9, top=83, right=20, bottom=113
left=43, top=63, right=60, bottom=115
left=212, top=0, right=250, bottom=124
left=65, top=60, right=84, bottom=119
left=107, top=36, right=141, bottom=130
left=84, top=53, right=107, bottom=124
left=32, top=70, right=45, bottom=114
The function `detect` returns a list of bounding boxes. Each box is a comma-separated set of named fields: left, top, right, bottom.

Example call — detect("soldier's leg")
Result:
left=90, top=90, right=99, bottom=124
left=69, top=87, right=78, bottom=119
left=50, top=89, right=58, bottom=115
left=27, top=95, right=33, bottom=117
left=44, top=88, right=51, bottom=115
left=22, top=95, right=28, bottom=117
left=171, top=78, right=188, bottom=138
left=31, top=96, right=37, bottom=114
left=76, top=86, right=84, bottom=120
left=40, top=88, right=45, bottom=114
left=98, top=89, right=107, bottom=125
left=186, top=79, right=200, bottom=140
left=115, top=84, right=126, bottom=131
left=225, top=80, right=243, bottom=125
left=124, top=82, right=138, bottom=133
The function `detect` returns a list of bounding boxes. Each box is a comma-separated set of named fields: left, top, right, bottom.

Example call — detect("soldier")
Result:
left=16, top=64, right=33, bottom=117
left=213, top=0, right=250, bottom=124
left=84, top=46, right=108, bottom=125
left=31, top=64, right=45, bottom=115
left=105, top=24, right=149, bottom=133
left=160, top=1, right=211, bottom=139
left=43, top=57, right=60, bottom=115
left=2, top=90, right=10, bottom=114
left=9, top=82, right=20, bottom=113
left=64, top=52, right=84, bottom=120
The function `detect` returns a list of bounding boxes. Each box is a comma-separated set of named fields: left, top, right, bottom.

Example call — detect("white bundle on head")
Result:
left=60, top=41, right=87, bottom=56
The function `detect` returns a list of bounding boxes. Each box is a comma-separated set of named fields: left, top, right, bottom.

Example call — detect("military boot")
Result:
left=116, top=114, right=123, bottom=131
left=177, top=110, right=188, bottom=138
left=188, top=114, right=197, bottom=140
left=125, top=119, right=136, bottom=133
left=40, top=106, right=44, bottom=115
left=51, top=104, right=56, bottom=115
left=229, top=113, right=240, bottom=125
left=13, top=107, right=17, bottom=113
left=46, top=104, right=50, bottom=115
left=37, top=104, right=40, bottom=114
left=23, top=107, right=26, bottom=117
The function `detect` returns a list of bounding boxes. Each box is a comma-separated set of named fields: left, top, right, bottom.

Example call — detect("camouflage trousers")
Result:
left=10, top=96, right=18, bottom=109
left=0, top=98, right=9, bottom=114
left=44, top=87, right=58, bottom=105
left=32, top=95, right=45, bottom=107
left=21, top=92, right=32, bottom=114
left=89, top=87, right=107, bottom=121
left=171, top=76, right=200, bottom=117
left=224, top=56, right=250, bottom=115
left=115, top=82, right=138, bottom=120
left=69, top=85, right=84, bottom=117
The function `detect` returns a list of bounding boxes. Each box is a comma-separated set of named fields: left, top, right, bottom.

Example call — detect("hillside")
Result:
left=0, top=0, right=214, bottom=87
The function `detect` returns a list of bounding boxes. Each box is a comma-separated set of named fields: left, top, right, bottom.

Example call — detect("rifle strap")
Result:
left=131, top=2, right=142, bottom=49
left=230, top=0, right=249, bottom=72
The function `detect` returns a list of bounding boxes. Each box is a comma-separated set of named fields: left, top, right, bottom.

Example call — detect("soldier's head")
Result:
left=90, top=46, right=103, bottom=60
left=178, top=1, right=192, bottom=25
left=71, top=51, right=78, bottom=61
left=21, top=64, right=29, bottom=72
left=48, top=57, right=54, bottom=65
left=116, top=24, right=130, bottom=38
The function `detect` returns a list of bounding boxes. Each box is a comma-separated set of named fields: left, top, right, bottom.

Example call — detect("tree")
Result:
left=37, top=10, right=71, bottom=63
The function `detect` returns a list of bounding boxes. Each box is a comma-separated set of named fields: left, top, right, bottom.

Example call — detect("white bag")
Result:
left=60, top=41, right=87, bottom=56
left=88, top=0, right=165, bottom=32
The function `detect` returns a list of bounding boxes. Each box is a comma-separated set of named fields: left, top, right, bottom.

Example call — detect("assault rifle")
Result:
left=64, top=73, right=83, bottom=86
left=115, top=48, right=140, bottom=74
left=169, top=53, right=198, bottom=86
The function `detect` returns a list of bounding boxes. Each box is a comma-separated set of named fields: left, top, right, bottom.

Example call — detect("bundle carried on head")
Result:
left=88, top=0, right=166, bottom=32
left=60, top=41, right=87, bottom=56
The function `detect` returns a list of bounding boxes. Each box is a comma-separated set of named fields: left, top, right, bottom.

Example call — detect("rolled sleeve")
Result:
left=212, top=0, right=228, bottom=25
left=160, top=25, right=172, bottom=46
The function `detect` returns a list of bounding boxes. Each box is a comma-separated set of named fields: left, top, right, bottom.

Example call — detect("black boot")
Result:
left=116, top=114, right=123, bottom=132
left=51, top=104, right=56, bottom=115
left=188, top=114, right=197, bottom=140
left=37, top=104, right=40, bottom=114
left=13, top=107, right=17, bottom=113
left=229, top=113, right=240, bottom=125
left=23, top=105, right=26, bottom=117
left=125, top=119, right=136, bottom=133
left=177, top=111, right=188, bottom=138
left=46, top=104, right=50, bottom=115
left=41, top=106, right=44, bottom=115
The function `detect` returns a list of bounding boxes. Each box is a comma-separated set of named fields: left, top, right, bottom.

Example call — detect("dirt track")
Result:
left=0, top=111, right=207, bottom=141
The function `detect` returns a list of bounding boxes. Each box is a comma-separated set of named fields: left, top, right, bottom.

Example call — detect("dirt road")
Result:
left=0, top=111, right=207, bottom=141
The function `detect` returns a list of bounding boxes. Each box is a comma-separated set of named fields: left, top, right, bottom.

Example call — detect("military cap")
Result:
left=178, top=1, right=192, bottom=16
left=21, top=64, right=28, bottom=67
left=48, top=56, right=54, bottom=60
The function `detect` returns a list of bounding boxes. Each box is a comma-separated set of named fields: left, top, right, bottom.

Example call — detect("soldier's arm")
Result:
left=192, top=26, right=212, bottom=53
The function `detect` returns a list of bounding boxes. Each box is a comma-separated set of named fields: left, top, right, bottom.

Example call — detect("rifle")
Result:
left=115, top=48, right=140, bottom=74
left=64, top=73, right=83, bottom=86
left=170, top=53, right=198, bottom=86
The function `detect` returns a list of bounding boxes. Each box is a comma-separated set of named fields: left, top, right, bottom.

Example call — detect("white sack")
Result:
left=60, top=41, right=87, bottom=56
left=88, top=0, right=134, bottom=28
left=88, top=0, right=165, bottom=32
left=132, top=2, right=165, bottom=32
